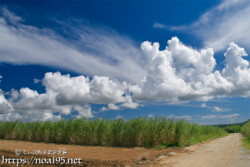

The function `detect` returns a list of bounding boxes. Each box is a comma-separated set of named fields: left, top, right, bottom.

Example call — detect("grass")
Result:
left=0, top=117, right=228, bottom=148
left=241, top=137, right=250, bottom=150
left=241, top=119, right=250, bottom=149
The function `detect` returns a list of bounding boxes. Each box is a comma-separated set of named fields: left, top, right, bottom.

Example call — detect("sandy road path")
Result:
left=159, top=133, right=250, bottom=167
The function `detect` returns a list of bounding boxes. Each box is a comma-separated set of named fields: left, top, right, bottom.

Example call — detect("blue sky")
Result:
left=0, top=0, right=249, bottom=124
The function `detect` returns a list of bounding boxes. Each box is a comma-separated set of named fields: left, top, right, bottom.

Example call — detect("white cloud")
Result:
left=100, top=107, right=108, bottom=112
left=43, top=72, right=129, bottom=105
left=201, top=103, right=207, bottom=108
left=0, top=90, right=13, bottom=113
left=74, top=105, right=93, bottom=118
left=1, top=35, right=250, bottom=121
left=107, top=103, right=120, bottom=110
left=212, top=106, right=230, bottom=112
left=214, top=107, right=223, bottom=112
left=120, top=95, right=139, bottom=109
left=0, top=112, right=62, bottom=122
left=0, top=7, right=144, bottom=84
left=153, top=22, right=166, bottom=29
left=1, top=6, right=250, bottom=121
left=132, top=37, right=250, bottom=103
left=168, top=115, right=192, bottom=121
left=42, top=113, right=62, bottom=121
left=115, top=115, right=123, bottom=119
left=34, top=78, right=41, bottom=84
left=201, top=115, right=217, bottom=120
left=100, top=103, right=120, bottom=112
left=200, top=1, right=250, bottom=51
left=0, top=71, right=140, bottom=121
left=220, top=114, right=239, bottom=123
left=148, top=114, right=154, bottom=118
left=202, top=114, right=239, bottom=122
left=154, top=0, right=250, bottom=52
left=100, top=100, right=139, bottom=111
left=1, top=7, right=23, bottom=24
left=153, top=22, right=187, bottom=31
left=219, top=114, right=239, bottom=119
left=0, top=113, right=22, bottom=122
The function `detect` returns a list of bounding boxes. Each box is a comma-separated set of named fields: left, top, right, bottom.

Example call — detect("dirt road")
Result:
left=159, top=133, right=250, bottom=167
left=0, top=133, right=249, bottom=166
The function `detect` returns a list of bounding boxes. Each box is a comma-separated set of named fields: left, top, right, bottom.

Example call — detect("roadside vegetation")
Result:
left=224, top=125, right=242, bottom=133
left=0, top=117, right=227, bottom=148
left=241, top=120, right=250, bottom=149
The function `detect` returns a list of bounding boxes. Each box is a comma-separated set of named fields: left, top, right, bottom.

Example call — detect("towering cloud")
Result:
left=132, top=37, right=250, bottom=103
left=1, top=7, right=250, bottom=121
left=1, top=37, right=250, bottom=121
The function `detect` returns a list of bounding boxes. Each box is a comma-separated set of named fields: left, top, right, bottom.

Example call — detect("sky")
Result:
left=0, top=0, right=249, bottom=124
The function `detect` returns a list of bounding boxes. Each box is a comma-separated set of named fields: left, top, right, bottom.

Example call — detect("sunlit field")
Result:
left=0, top=117, right=228, bottom=148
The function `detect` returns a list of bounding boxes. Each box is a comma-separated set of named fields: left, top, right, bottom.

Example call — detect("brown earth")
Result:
left=0, top=133, right=249, bottom=167
left=0, top=139, right=185, bottom=167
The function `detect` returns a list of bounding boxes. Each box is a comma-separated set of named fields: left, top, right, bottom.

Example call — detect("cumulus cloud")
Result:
left=0, top=71, right=139, bottom=121
left=42, top=113, right=62, bottom=122
left=100, top=103, right=120, bottom=112
left=0, top=113, right=22, bottom=122
left=1, top=35, right=250, bottom=121
left=101, top=99, right=139, bottom=111
left=0, top=112, right=62, bottom=122
left=74, top=105, right=93, bottom=118
left=120, top=95, right=139, bottom=109
left=107, top=103, right=120, bottom=110
left=43, top=72, right=129, bottom=105
left=100, top=107, right=108, bottom=112
left=1, top=6, right=250, bottom=121
left=0, top=91, right=13, bottom=113
left=132, top=37, right=250, bottom=103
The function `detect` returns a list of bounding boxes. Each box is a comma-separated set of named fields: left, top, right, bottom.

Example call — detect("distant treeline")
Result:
left=213, top=121, right=247, bottom=128
left=224, top=125, right=242, bottom=133
left=0, top=118, right=228, bottom=148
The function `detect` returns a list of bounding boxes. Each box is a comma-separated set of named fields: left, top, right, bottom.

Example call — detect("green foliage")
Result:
left=242, top=120, right=250, bottom=140
left=241, top=137, right=250, bottom=150
left=0, top=117, right=228, bottom=148
left=224, top=125, right=242, bottom=133
left=241, top=120, right=250, bottom=150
